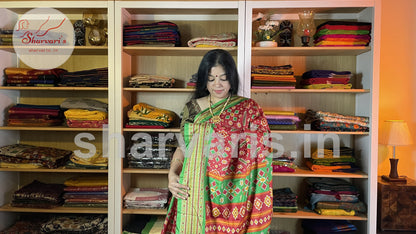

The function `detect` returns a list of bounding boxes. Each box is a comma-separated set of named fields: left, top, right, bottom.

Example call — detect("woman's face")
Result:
left=207, top=65, right=231, bottom=102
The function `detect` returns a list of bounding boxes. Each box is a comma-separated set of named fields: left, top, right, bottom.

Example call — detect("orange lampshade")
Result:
left=380, top=120, right=413, bottom=146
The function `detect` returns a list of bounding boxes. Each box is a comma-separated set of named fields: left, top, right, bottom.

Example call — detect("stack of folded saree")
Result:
left=186, top=73, right=197, bottom=88
left=128, top=74, right=175, bottom=88
left=264, top=110, right=300, bottom=130
left=40, top=215, right=108, bottom=233
left=61, top=98, right=108, bottom=128
left=314, top=21, right=372, bottom=47
left=305, top=177, right=366, bottom=216
left=63, top=175, right=108, bottom=208
left=273, top=187, right=298, bottom=213
left=126, top=103, right=178, bottom=129
left=300, top=70, right=352, bottom=89
left=302, top=219, right=357, bottom=233
left=3, top=67, right=66, bottom=87
left=58, top=67, right=108, bottom=87
left=272, top=155, right=297, bottom=172
left=123, top=21, right=180, bottom=47
left=124, top=188, right=169, bottom=209
left=0, top=144, right=72, bottom=169
left=0, top=29, right=13, bottom=45
left=304, top=109, right=369, bottom=132
left=127, top=133, right=175, bottom=169
left=65, top=151, right=108, bottom=170
left=251, top=64, right=296, bottom=89
left=7, top=104, right=64, bottom=127
left=306, top=147, right=359, bottom=173
left=187, top=32, right=237, bottom=47
left=11, top=180, right=65, bottom=208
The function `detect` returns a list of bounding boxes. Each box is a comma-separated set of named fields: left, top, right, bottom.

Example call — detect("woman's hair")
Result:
left=193, top=49, right=239, bottom=99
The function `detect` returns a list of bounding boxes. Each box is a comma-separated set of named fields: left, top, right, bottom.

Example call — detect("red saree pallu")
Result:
left=163, top=96, right=273, bottom=234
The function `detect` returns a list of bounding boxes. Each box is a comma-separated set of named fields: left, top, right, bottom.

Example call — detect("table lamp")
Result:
left=380, top=120, right=413, bottom=183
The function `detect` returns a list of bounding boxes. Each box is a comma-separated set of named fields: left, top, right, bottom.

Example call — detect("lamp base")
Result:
left=382, top=175, right=407, bottom=184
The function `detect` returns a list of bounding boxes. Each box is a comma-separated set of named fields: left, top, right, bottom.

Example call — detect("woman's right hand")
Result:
left=168, top=172, right=190, bottom=200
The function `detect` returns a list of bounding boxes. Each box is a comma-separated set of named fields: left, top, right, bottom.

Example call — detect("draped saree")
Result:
left=162, top=96, right=273, bottom=234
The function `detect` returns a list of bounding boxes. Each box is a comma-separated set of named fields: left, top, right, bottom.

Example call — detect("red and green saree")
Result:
left=162, top=95, right=273, bottom=234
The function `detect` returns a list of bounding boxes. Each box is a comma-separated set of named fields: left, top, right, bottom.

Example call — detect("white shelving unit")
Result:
left=0, top=1, right=116, bottom=233
left=245, top=1, right=380, bottom=233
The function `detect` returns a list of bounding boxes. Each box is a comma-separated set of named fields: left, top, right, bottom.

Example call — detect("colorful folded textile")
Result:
left=127, top=103, right=178, bottom=128
left=3, top=67, right=66, bottom=87
left=64, top=109, right=107, bottom=121
left=124, top=188, right=169, bottom=209
left=302, top=219, right=357, bottom=233
left=11, top=180, right=65, bottom=208
left=40, top=215, right=108, bottom=233
left=123, top=21, right=180, bottom=46
left=58, top=67, right=108, bottom=87
left=0, top=144, right=72, bottom=169
left=60, top=98, right=108, bottom=112
left=251, top=64, right=296, bottom=89
left=273, top=187, right=298, bottom=212
left=65, top=152, right=108, bottom=169
left=64, top=175, right=108, bottom=187
left=187, top=32, right=237, bottom=47
left=314, top=21, right=372, bottom=47
left=128, top=74, right=175, bottom=88
left=304, top=109, right=369, bottom=132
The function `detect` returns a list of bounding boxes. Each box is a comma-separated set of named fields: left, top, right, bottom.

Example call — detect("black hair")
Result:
left=193, top=49, right=239, bottom=99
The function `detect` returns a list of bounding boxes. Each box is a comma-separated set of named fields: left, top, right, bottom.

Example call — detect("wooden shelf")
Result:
left=251, top=89, right=370, bottom=93
left=273, top=167, right=368, bottom=178
left=0, top=167, right=108, bottom=173
left=0, top=86, right=107, bottom=91
left=0, top=126, right=107, bottom=131
left=270, top=130, right=369, bottom=135
left=123, top=168, right=169, bottom=174
left=123, top=128, right=180, bottom=133
left=0, top=46, right=108, bottom=55
left=272, top=209, right=367, bottom=220
left=122, top=208, right=167, bottom=215
left=123, top=88, right=194, bottom=92
left=123, top=46, right=238, bottom=56
left=252, top=46, right=371, bottom=56
left=0, top=204, right=107, bottom=214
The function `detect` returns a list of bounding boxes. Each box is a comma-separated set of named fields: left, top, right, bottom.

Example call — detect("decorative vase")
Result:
left=296, top=10, right=315, bottom=47
left=255, top=41, right=277, bottom=47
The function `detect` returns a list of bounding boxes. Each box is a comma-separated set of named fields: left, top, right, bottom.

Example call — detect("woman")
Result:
left=162, top=49, right=273, bottom=234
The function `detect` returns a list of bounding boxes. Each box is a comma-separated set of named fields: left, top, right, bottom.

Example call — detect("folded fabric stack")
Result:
left=128, top=74, right=175, bottom=88
left=11, top=180, right=65, bottom=208
left=41, top=215, right=108, bottom=233
left=300, top=70, right=352, bottom=89
left=0, top=29, right=13, bottom=45
left=314, top=21, right=372, bottom=47
left=264, top=110, right=300, bottom=130
left=251, top=65, right=296, bottom=89
left=126, top=103, right=178, bottom=129
left=273, top=187, right=298, bottom=213
left=302, top=219, right=357, bottom=234
left=123, top=215, right=165, bottom=234
left=3, top=67, right=66, bottom=87
left=187, top=32, right=237, bottom=47
left=305, top=177, right=366, bottom=216
left=0, top=144, right=72, bottom=169
left=186, top=73, right=197, bottom=89
left=7, top=103, right=64, bottom=127
left=58, top=67, right=108, bottom=87
left=272, top=155, right=297, bottom=172
left=0, top=215, right=49, bottom=233
left=65, top=151, right=108, bottom=170
left=304, top=109, right=369, bottom=132
left=306, top=147, right=359, bottom=173
left=61, top=98, right=108, bottom=128
left=63, top=175, right=108, bottom=208
left=123, top=21, right=180, bottom=47
left=127, top=133, right=176, bottom=169
left=124, top=188, right=169, bottom=209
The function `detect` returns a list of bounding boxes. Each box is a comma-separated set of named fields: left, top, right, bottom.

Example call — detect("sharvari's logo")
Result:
left=13, top=8, right=74, bottom=70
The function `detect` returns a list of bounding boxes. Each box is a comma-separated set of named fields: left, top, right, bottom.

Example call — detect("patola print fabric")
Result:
left=163, top=96, right=273, bottom=234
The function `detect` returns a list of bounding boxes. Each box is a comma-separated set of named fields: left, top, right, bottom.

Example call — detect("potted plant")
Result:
left=253, top=13, right=282, bottom=47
